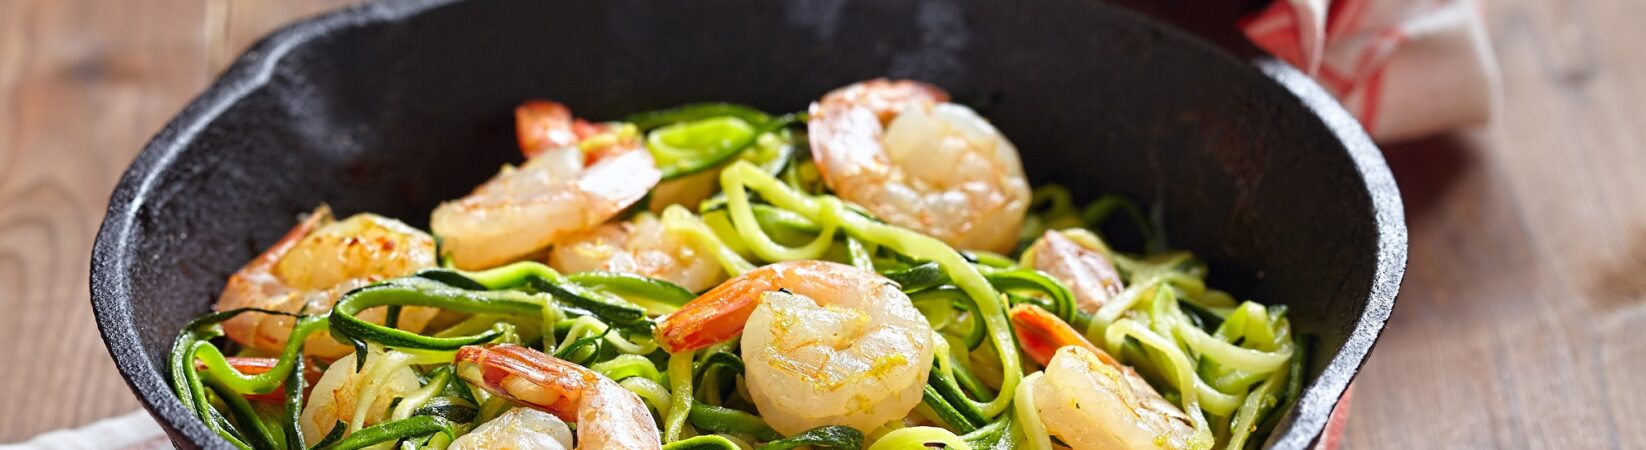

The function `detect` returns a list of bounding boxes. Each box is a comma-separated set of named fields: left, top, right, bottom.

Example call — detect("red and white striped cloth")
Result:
left=1242, top=0, right=1500, bottom=141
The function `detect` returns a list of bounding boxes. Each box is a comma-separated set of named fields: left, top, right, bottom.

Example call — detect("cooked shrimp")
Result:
left=455, top=344, right=661, bottom=450
left=548, top=212, right=725, bottom=293
left=807, top=79, right=1031, bottom=254
left=449, top=407, right=575, bottom=450
left=215, top=206, right=439, bottom=358
left=1012, top=304, right=1199, bottom=450
left=1028, top=230, right=1124, bottom=313
left=299, top=349, right=421, bottom=446
left=656, top=260, right=934, bottom=435
left=431, top=127, right=662, bottom=270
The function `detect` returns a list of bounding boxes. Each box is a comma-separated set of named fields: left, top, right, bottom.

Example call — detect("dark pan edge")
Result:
left=1252, top=58, right=1408, bottom=450
left=90, top=1, right=465, bottom=448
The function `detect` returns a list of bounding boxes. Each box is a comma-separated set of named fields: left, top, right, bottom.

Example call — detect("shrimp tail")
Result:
left=454, top=344, right=662, bottom=450
left=454, top=344, right=588, bottom=422
left=1010, top=303, right=1120, bottom=368
left=655, top=276, right=770, bottom=353
left=516, top=100, right=579, bottom=159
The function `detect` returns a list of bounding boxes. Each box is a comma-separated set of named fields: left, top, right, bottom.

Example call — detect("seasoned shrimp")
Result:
left=656, top=260, right=934, bottom=435
left=807, top=79, right=1031, bottom=254
left=449, top=407, right=575, bottom=450
left=1027, top=230, right=1124, bottom=313
left=299, top=349, right=421, bottom=445
left=432, top=101, right=661, bottom=270
left=455, top=344, right=661, bottom=450
left=548, top=212, right=725, bottom=293
left=216, top=206, right=439, bottom=358
left=1012, top=304, right=1200, bottom=450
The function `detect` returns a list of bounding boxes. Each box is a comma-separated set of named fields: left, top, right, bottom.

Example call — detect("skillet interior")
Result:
left=91, top=0, right=1404, bottom=448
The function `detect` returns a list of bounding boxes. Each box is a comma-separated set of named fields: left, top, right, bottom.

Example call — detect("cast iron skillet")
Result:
left=90, top=0, right=1405, bottom=448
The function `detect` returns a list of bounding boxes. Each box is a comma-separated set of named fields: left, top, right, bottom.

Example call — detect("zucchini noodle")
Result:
left=591, top=354, right=665, bottom=383
left=865, top=427, right=972, bottom=450
left=1012, top=372, right=1053, bottom=450
left=723, top=179, right=842, bottom=262
left=1179, top=324, right=1292, bottom=374
left=391, top=367, right=453, bottom=421
left=623, top=377, right=676, bottom=415
left=666, top=350, right=696, bottom=443
left=1088, top=279, right=1160, bottom=337
left=558, top=315, right=658, bottom=354
left=350, top=348, right=415, bottom=432
left=663, top=205, right=757, bottom=275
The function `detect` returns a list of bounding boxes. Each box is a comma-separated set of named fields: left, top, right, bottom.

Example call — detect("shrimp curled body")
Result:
left=450, top=408, right=576, bottom=450
left=807, top=79, right=1031, bottom=254
left=1035, top=346, right=1199, bottom=450
left=215, top=206, right=439, bottom=358
left=1012, top=304, right=1199, bottom=450
left=657, top=260, right=935, bottom=435
left=1028, top=230, right=1125, bottom=313
left=433, top=101, right=662, bottom=270
left=455, top=344, right=661, bottom=450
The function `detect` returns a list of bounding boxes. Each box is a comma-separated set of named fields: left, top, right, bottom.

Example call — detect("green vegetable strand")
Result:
left=689, top=403, right=781, bottom=441
left=318, top=416, right=452, bottom=450
left=665, top=350, right=696, bottom=443
left=759, top=425, right=863, bottom=450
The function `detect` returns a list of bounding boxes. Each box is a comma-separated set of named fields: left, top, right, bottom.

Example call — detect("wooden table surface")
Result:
left=2, top=0, right=1642, bottom=447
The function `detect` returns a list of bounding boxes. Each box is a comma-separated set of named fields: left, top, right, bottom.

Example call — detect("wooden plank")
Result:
left=0, top=0, right=354, bottom=441
left=0, top=0, right=208, bottom=441
left=1345, top=0, right=1646, bottom=447
left=206, top=0, right=361, bottom=72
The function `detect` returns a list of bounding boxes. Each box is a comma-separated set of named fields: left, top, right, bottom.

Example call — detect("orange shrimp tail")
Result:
left=1010, top=304, right=1114, bottom=367
left=655, top=274, right=771, bottom=353
left=515, top=100, right=578, bottom=159
left=455, top=344, right=593, bottom=422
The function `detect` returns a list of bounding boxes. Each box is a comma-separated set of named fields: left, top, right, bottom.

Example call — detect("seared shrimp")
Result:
left=1012, top=305, right=1200, bottom=450
left=1027, top=230, right=1124, bottom=313
left=216, top=206, right=439, bottom=358
left=807, top=79, right=1031, bottom=253
left=656, top=260, right=934, bottom=435
left=455, top=344, right=661, bottom=450
left=450, top=407, right=575, bottom=450
left=433, top=101, right=661, bottom=270
left=300, top=349, right=422, bottom=445
left=548, top=212, right=725, bottom=293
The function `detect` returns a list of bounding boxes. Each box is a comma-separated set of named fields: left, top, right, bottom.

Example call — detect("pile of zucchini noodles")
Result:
left=170, top=103, right=1304, bottom=450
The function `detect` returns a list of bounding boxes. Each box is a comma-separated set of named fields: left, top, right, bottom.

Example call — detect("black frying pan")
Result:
left=90, top=0, right=1405, bottom=448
